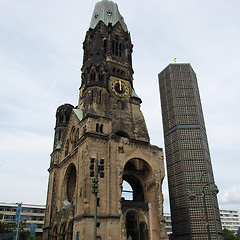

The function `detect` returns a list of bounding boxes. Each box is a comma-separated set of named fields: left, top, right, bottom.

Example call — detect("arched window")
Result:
left=100, top=124, right=103, bottom=133
left=122, top=158, right=151, bottom=202
left=121, top=176, right=144, bottom=202
left=91, top=90, right=94, bottom=102
left=58, top=129, right=61, bottom=141
left=90, top=72, right=96, bottom=82
left=83, top=125, right=86, bottom=134
left=59, top=114, right=64, bottom=123
left=99, top=73, right=103, bottom=82
left=119, top=43, right=122, bottom=57
left=74, top=128, right=79, bottom=148
left=65, top=140, right=69, bottom=157
left=112, top=40, right=115, bottom=54
left=96, top=123, right=99, bottom=132
left=66, top=164, right=76, bottom=202
left=140, top=222, right=148, bottom=240
left=122, top=180, right=133, bottom=200
left=116, top=41, right=119, bottom=56
left=125, top=211, right=149, bottom=240
left=103, top=39, right=107, bottom=53
left=70, top=127, right=75, bottom=143
left=126, top=210, right=139, bottom=240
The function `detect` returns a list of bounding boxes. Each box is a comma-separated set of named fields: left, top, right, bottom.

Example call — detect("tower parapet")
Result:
left=53, top=103, right=74, bottom=149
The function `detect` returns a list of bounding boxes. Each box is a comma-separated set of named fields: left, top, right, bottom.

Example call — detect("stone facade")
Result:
left=43, top=1, right=167, bottom=239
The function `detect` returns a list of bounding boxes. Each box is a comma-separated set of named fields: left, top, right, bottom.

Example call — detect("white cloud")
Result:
left=0, top=129, right=52, bottom=153
left=219, top=186, right=240, bottom=211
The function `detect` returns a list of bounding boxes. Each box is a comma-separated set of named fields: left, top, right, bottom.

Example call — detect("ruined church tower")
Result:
left=43, top=1, right=167, bottom=239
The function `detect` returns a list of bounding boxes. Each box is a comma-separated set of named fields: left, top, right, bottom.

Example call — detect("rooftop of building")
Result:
left=89, top=0, right=128, bottom=31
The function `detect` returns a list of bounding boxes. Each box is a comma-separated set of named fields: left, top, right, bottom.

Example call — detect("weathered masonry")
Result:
left=43, top=1, right=168, bottom=240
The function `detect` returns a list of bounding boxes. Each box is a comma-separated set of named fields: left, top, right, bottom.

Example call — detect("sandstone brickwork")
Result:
left=43, top=1, right=168, bottom=239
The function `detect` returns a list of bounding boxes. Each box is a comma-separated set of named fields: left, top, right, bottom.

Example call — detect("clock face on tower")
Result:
left=110, top=77, right=129, bottom=98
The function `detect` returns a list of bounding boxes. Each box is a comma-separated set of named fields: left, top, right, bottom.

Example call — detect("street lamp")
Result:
left=89, top=154, right=105, bottom=240
left=188, top=173, right=219, bottom=240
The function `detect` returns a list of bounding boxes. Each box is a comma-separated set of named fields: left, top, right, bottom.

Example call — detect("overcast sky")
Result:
left=0, top=0, right=240, bottom=213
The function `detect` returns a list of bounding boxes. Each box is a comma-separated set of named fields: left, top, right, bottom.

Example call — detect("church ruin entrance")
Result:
left=126, top=210, right=140, bottom=240
left=125, top=211, right=149, bottom=240
left=122, top=159, right=151, bottom=240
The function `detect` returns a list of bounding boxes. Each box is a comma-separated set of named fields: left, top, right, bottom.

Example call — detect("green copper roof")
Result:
left=73, top=109, right=83, bottom=121
left=131, top=89, right=140, bottom=98
left=55, top=143, right=62, bottom=150
left=90, top=0, right=128, bottom=31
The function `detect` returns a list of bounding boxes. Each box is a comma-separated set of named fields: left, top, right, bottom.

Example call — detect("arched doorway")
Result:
left=126, top=210, right=139, bottom=240
left=140, top=222, right=148, bottom=240
left=125, top=211, right=149, bottom=240
left=122, top=158, right=152, bottom=240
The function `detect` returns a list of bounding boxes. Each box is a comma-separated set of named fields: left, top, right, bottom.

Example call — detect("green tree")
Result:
left=0, top=219, right=29, bottom=240
left=223, top=228, right=237, bottom=240
left=0, top=221, right=15, bottom=233
left=18, top=220, right=29, bottom=240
